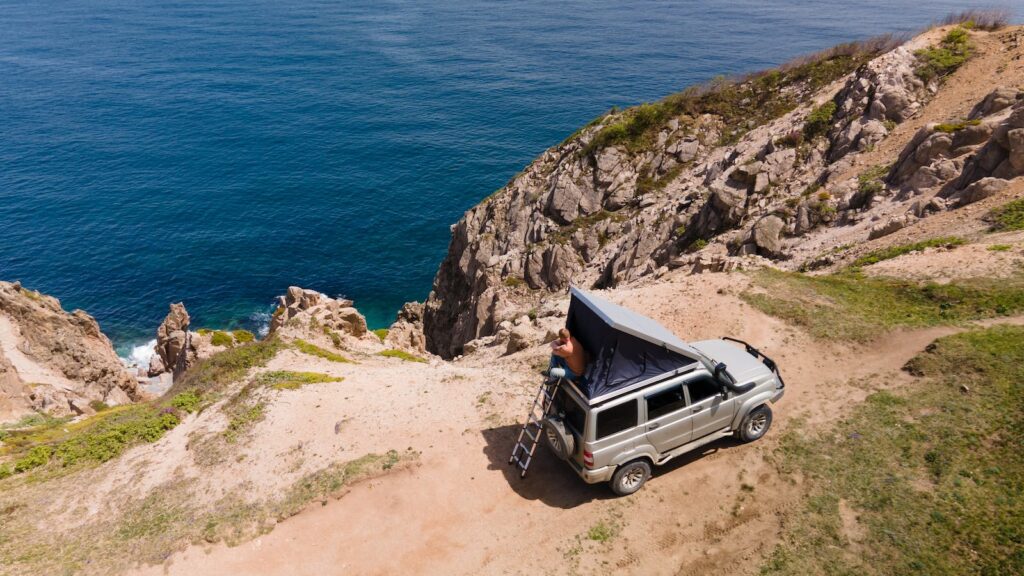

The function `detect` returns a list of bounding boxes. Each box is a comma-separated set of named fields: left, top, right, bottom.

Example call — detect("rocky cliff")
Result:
left=0, top=281, right=140, bottom=419
left=423, top=24, right=1024, bottom=357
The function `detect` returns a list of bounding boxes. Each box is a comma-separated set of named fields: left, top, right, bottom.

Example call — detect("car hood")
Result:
left=690, top=339, right=773, bottom=383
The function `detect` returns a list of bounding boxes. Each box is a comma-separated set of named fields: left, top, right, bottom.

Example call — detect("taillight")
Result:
left=583, top=450, right=594, bottom=468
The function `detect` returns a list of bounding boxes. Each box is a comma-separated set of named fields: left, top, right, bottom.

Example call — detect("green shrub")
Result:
left=169, top=390, right=202, bottom=413
left=989, top=198, right=1024, bottom=231
left=803, top=100, right=837, bottom=139
left=580, top=36, right=899, bottom=155
left=688, top=239, right=708, bottom=252
left=89, top=400, right=110, bottom=413
left=587, top=521, right=618, bottom=542
left=224, top=403, right=264, bottom=443
left=14, top=445, right=52, bottom=473
left=503, top=276, right=525, bottom=289
left=0, top=463, right=11, bottom=480
left=915, top=27, right=972, bottom=82
left=988, top=244, right=1012, bottom=252
left=232, top=330, right=255, bottom=344
left=934, top=119, right=980, bottom=133
left=853, top=236, right=966, bottom=266
left=54, top=408, right=179, bottom=466
left=372, top=328, right=389, bottom=342
left=294, top=339, right=352, bottom=363
left=196, top=328, right=213, bottom=336
left=377, top=349, right=427, bottom=363
left=210, top=331, right=234, bottom=347
left=255, top=371, right=343, bottom=391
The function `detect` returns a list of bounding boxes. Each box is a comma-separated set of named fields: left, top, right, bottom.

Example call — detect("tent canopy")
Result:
left=565, top=287, right=706, bottom=403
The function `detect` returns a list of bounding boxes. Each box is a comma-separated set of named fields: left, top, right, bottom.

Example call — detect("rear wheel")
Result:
left=610, top=459, right=651, bottom=496
left=737, top=404, right=772, bottom=442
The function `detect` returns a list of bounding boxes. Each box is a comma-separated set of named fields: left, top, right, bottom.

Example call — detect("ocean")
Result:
left=0, top=0, right=1016, bottom=355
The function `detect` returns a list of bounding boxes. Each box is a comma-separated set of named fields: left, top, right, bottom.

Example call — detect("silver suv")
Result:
left=542, top=337, right=784, bottom=496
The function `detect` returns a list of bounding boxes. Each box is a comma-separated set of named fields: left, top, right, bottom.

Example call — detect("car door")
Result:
left=644, top=382, right=694, bottom=453
left=686, top=373, right=736, bottom=440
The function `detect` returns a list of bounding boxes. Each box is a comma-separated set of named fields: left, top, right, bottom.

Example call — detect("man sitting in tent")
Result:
left=549, top=328, right=587, bottom=383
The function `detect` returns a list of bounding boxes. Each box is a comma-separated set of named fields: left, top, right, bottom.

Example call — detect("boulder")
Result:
left=505, top=324, right=535, bottom=355
left=955, top=177, right=1009, bottom=206
left=969, top=87, right=1021, bottom=119
left=868, top=214, right=912, bottom=240
left=385, top=302, right=427, bottom=354
left=749, top=215, right=785, bottom=258
left=155, top=303, right=196, bottom=376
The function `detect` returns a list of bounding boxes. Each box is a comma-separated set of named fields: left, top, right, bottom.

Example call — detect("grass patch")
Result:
left=293, top=339, right=353, bottom=363
left=169, top=337, right=283, bottom=397
left=255, top=371, right=343, bottom=391
left=587, top=520, right=618, bottom=542
left=377, top=349, right=427, bottom=363
left=933, top=118, right=981, bottom=133
left=852, top=236, right=965, bottom=266
left=372, top=328, right=389, bottom=342
left=989, top=198, right=1024, bottom=232
left=224, top=402, right=265, bottom=444
left=915, top=26, right=972, bottom=82
left=742, top=269, right=1024, bottom=341
left=232, top=329, right=255, bottom=343
left=210, top=330, right=234, bottom=347
left=762, top=326, right=1024, bottom=575
left=0, top=405, right=182, bottom=480
left=988, top=244, right=1012, bottom=252
left=581, top=35, right=899, bottom=154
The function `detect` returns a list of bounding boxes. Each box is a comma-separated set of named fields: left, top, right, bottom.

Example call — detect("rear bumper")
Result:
left=568, top=458, right=614, bottom=484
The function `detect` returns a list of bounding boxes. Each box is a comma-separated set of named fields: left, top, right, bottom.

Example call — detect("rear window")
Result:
left=687, top=374, right=721, bottom=404
left=646, top=384, right=687, bottom=420
left=555, top=387, right=586, bottom=434
left=596, top=400, right=638, bottom=440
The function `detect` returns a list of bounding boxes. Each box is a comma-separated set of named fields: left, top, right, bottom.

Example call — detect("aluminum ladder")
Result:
left=508, top=377, right=561, bottom=478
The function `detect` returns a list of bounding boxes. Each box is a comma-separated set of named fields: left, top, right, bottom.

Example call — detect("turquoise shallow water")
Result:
left=0, top=0, right=1016, bottom=351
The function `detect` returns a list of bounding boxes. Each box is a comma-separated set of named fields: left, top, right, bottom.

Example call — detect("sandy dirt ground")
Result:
left=129, top=269, right=999, bottom=576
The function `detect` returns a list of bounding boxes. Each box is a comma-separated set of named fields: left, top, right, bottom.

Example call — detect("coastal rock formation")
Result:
left=151, top=302, right=195, bottom=377
left=424, top=28, right=1024, bottom=358
left=0, top=281, right=139, bottom=419
left=268, top=286, right=370, bottom=345
left=385, top=302, right=428, bottom=354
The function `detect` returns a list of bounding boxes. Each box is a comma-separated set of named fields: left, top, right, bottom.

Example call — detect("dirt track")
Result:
left=133, top=273, right=988, bottom=576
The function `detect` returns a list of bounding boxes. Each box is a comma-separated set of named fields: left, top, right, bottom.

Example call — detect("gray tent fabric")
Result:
left=565, top=287, right=703, bottom=400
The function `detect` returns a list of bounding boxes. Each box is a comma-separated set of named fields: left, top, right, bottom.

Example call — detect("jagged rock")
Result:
left=0, top=281, right=139, bottom=418
left=954, top=177, right=1009, bottom=206
left=153, top=303, right=196, bottom=377
left=969, top=87, right=1021, bottom=119
left=385, top=302, right=427, bottom=354
left=749, top=215, right=786, bottom=258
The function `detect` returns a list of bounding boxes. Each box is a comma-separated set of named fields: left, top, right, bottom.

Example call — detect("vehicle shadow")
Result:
left=480, top=425, right=611, bottom=509
left=482, top=425, right=747, bottom=506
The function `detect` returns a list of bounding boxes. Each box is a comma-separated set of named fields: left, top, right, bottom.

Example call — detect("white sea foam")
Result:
left=251, top=310, right=272, bottom=338
left=122, top=339, right=157, bottom=368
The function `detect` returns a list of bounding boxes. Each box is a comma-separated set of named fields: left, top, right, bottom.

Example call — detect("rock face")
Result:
left=0, top=281, right=140, bottom=419
left=268, top=286, right=369, bottom=342
left=385, top=302, right=427, bottom=354
left=422, top=35, right=936, bottom=358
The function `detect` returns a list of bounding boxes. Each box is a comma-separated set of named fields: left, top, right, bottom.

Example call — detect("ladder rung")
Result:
left=523, top=427, right=539, bottom=443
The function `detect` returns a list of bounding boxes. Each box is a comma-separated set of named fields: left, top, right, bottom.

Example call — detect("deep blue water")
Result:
left=0, top=0, right=1017, bottom=351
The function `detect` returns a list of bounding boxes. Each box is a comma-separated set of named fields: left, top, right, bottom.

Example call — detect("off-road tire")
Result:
left=737, top=404, right=772, bottom=442
left=610, top=459, right=651, bottom=496
left=543, top=418, right=574, bottom=460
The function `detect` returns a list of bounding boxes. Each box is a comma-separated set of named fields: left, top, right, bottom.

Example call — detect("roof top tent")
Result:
left=565, top=287, right=709, bottom=405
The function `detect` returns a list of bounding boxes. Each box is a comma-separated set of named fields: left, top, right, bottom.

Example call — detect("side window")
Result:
left=686, top=374, right=721, bottom=404
left=646, top=384, right=687, bottom=420
left=596, top=400, right=638, bottom=439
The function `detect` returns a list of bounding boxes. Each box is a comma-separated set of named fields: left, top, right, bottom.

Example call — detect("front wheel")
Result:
left=737, top=404, right=772, bottom=442
left=610, top=459, right=651, bottom=496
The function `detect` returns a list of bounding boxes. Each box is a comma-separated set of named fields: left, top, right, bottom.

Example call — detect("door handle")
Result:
left=648, top=422, right=661, bottom=430
left=692, top=405, right=704, bottom=413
